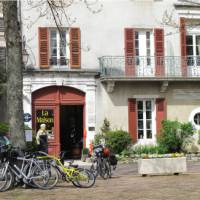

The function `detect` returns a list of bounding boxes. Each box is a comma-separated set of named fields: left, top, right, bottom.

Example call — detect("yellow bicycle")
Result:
left=36, top=151, right=95, bottom=188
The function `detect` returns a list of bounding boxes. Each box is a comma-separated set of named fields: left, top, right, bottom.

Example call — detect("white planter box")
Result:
left=138, top=157, right=187, bottom=175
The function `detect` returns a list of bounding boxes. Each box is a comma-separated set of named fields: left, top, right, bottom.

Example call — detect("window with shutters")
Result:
left=49, top=29, right=69, bottom=66
left=137, top=99, right=156, bottom=141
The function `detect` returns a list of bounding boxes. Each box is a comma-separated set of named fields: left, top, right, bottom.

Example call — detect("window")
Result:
left=194, top=113, right=200, bottom=126
left=134, top=30, right=153, bottom=66
left=50, top=29, right=69, bottom=66
left=186, top=34, right=200, bottom=66
left=137, top=100, right=154, bottom=140
left=189, top=108, right=200, bottom=130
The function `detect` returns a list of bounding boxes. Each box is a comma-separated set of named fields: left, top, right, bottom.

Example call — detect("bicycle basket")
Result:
left=109, top=155, right=118, bottom=166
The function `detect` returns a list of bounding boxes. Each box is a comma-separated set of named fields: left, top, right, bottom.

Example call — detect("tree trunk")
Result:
left=3, top=1, right=25, bottom=148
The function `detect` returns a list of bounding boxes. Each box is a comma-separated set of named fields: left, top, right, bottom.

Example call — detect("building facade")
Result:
left=21, top=0, right=200, bottom=157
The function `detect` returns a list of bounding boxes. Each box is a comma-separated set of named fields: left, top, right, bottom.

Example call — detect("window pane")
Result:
left=146, top=101, right=152, bottom=110
left=135, top=40, right=139, bottom=48
left=194, top=113, right=200, bottom=125
left=147, top=130, right=152, bottom=139
left=51, top=39, right=57, bottom=48
left=146, top=40, right=150, bottom=48
left=147, top=49, right=151, bottom=56
left=146, top=111, right=152, bottom=119
left=138, top=130, right=144, bottom=139
left=186, top=46, right=193, bottom=56
left=135, top=49, right=139, bottom=56
left=138, top=111, right=143, bottom=119
left=60, top=31, right=66, bottom=57
left=50, top=57, right=57, bottom=65
left=196, top=46, right=200, bottom=56
left=60, top=57, right=67, bottom=65
left=187, top=56, right=194, bottom=66
left=147, top=57, right=151, bottom=66
left=138, top=120, right=143, bottom=129
left=137, top=101, right=143, bottom=110
left=146, top=120, right=152, bottom=129
left=51, top=48, right=57, bottom=56
left=51, top=30, right=57, bottom=39
left=186, top=35, right=193, bottom=45
left=196, top=35, right=200, bottom=46
left=50, top=30, right=57, bottom=65
left=135, top=31, right=138, bottom=39
left=146, top=31, right=150, bottom=39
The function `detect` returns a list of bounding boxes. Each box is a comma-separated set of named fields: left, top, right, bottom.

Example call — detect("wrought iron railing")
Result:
left=99, top=56, right=200, bottom=78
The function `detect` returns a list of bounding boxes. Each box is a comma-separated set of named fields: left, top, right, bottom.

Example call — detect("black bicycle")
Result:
left=90, top=145, right=111, bottom=179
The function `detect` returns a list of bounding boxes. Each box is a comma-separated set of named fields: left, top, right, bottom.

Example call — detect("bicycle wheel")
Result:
left=104, top=159, right=112, bottom=178
left=90, top=160, right=99, bottom=178
left=99, top=158, right=107, bottom=179
left=0, top=164, right=13, bottom=192
left=31, top=160, right=59, bottom=190
left=72, top=168, right=95, bottom=188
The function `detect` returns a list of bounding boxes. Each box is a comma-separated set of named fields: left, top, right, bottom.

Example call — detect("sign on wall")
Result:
left=24, top=113, right=32, bottom=122
left=36, top=109, right=54, bottom=140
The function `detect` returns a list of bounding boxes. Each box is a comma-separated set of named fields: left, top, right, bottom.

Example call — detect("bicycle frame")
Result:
left=37, top=154, right=82, bottom=181
left=7, top=157, right=47, bottom=182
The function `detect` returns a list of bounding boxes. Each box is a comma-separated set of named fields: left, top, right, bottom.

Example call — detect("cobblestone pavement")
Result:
left=1, top=161, right=200, bottom=200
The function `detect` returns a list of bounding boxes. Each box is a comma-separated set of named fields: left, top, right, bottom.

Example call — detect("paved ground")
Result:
left=1, top=161, right=200, bottom=200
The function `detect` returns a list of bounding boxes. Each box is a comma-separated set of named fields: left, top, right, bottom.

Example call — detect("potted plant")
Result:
left=81, top=147, right=89, bottom=162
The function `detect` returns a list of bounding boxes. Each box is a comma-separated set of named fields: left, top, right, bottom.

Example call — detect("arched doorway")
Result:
left=32, top=86, right=85, bottom=158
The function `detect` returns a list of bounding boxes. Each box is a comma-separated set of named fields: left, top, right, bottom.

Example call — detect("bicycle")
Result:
left=36, top=151, right=95, bottom=188
left=90, top=145, right=111, bottom=179
left=0, top=147, right=59, bottom=191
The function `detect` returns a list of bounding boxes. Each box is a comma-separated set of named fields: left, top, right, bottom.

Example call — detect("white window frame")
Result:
left=189, top=107, right=200, bottom=130
left=134, top=29, right=155, bottom=76
left=136, top=99, right=156, bottom=145
left=49, top=28, right=70, bottom=68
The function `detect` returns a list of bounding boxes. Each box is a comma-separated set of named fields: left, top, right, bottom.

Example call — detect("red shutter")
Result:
left=70, top=28, right=81, bottom=68
left=39, top=28, right=49, bottom=68
left=125, top=28, right=135, bottom=76
left=180, top=17, right=187, bottom=76
left=156, top=98, right=166, bottom=135
left=128, top=99, right=137, bottom=142
left=154, top=28, right=164, bottom=76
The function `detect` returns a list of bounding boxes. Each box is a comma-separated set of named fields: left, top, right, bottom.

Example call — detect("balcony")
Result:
left=99, top=56, right=200, bottom=81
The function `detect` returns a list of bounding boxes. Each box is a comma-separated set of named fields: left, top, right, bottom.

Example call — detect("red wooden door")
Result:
left=32, top=86, right=85, bottom=156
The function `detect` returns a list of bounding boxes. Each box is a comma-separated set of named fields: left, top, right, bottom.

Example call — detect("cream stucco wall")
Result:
left=21, top=0, right=181, bottom=69
left=96, top=81, right=200, bottom=133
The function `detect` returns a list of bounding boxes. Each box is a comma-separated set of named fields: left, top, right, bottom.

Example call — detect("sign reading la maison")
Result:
left=36, top=109, right=54, bottom=139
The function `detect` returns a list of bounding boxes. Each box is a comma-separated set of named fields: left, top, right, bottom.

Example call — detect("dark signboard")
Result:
left=36, top=109, right=54, bottom=139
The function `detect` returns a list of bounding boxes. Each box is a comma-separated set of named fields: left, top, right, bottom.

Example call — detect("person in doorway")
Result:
left=36, top=124, right=48, bottom=153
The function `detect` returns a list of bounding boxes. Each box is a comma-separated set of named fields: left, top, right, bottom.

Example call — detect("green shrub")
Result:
left=157, top=120, right=194, bottom=153
left=105, top=129, right=132, bottom=154
left=131, top=145, right=166, bottom=155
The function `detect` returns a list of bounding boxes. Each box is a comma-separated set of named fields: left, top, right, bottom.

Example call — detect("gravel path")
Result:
left=1, top=161, right=200, bottom=200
